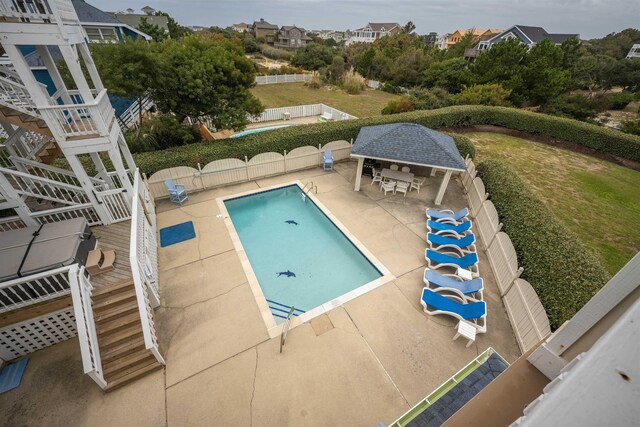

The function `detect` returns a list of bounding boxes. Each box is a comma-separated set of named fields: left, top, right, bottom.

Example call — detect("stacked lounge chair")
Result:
left=421, top=208, right=488, bottom=344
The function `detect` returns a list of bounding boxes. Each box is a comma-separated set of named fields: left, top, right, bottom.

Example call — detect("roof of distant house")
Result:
left=351, top=123, right=466, bottom=171
left=514, top=25, right=578, bottom=44
left=72, top=0, right=121, bottom=24
left=356, top=22, right=400, bottom=32
left=253, top=19, right=278, bottom=29
left=111, top=12, right=169, bottom=32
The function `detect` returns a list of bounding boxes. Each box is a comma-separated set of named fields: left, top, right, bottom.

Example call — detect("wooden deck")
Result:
left=91, top=220, right=133, bottom=287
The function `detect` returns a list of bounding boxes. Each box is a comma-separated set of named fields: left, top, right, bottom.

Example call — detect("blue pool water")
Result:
left=230, top=124, right=291, bottom=138
left=224, top=185, right=382, bottom=321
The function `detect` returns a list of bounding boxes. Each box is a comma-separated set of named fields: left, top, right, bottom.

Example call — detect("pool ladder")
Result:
left=301, top=182, right=318, bottom=200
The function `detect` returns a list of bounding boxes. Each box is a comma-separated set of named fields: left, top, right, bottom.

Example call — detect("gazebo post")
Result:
left=434, top=169, right=453, bottom=205
left=354, top=157, right=365, bottom=191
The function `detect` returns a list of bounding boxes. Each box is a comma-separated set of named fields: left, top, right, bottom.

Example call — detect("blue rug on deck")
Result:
left=160, top=221, right=196, bottom=247
left=0, top=358, right=28, bottom=394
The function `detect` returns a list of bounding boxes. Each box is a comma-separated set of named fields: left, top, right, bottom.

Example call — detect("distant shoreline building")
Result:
left=274, top=26, right=312, bottom=50
left=252, top=18, right=279, bottom=46
left=478, top=25, right=578, bottom=50
left=626, top=43, right=640, bottom=59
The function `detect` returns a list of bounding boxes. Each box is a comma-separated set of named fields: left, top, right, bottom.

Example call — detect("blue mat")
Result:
left=0, top=358, right=28, bottom=394
left=160, top=221, right=196, bottom=247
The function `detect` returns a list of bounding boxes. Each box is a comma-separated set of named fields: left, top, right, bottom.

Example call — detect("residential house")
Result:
left=232, top=22, right=251, bottom=32
left=311, top=30, right=346, bottom=43
left=252, top=18, right=279, bottom=46
left=141, top=5, right=156, bottom=15
left=443, top=28, right=502, bottom=49
left=110, top=8, right=170, bottom=37
left=189, top=26, right=206, bottom=32
left=345, top=22, right=401, bottom=46
left=423, top=32, right=438, bottom=46
left=478, top=25, right=578, bottom=50
left=0, top=0, right=162, bottom=391
left=436, top=33, right=450, bottom=50
left=274, top=26, right=312, bottom=50
left=626, top=43, right=640, bottom=59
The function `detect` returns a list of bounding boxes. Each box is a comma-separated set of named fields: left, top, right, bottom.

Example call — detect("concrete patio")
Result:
left=0, top=161, right=520, bottom=427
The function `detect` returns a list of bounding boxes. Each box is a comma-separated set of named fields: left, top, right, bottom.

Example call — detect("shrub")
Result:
left=408, top=87, right=450, bottom=110
left=621, top=118, right=640, bottom=136
left=381, top=97, right=414, bottom=115
left=125, top=115, right=201, bottom=153
left=304, top=71, right=322, bottom=89
left=540, top=93, right=607, bottom=120
left=608, top=91, right=635, bottom=110
left=342, top=68, right=366, bottom=95
left=131, top=106, right=640, bottom=175
left=380, top=83, right=404, bottom=94
left=476, top=159, right=609, bottom=328
left=449, top=84, right=512, bottom=107
left=448, top=134, right=475, bottom=160
left=266, top=65, right=303, bottom=75
left=259, top=45, right=293, bottom=61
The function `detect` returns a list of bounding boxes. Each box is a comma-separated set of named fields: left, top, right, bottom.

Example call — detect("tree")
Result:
left=151, top=36, right=263, bottom=129
left=519, top=39, right=570, bottom=104
left=403, top=21, right=416, bottom=34
left=421, top=57, right=473, bottom=93
left=611, top=58, right=640, bottom=92
left=445, top=31, right=477, bottom=58
left=449, top=84, right=512, bottom=106
left=153, top=10, right=190, bottom=39
left=571, top=54, right=618, bottom=94
left=587, top=28, right=640, bottom=60
left=471, top=38, right=528, bottom=88
left=90, top=38, right=158, bottom=132
left=137, top=17, right=168, bottom=41
left=290, top=44, right=336, bottom=70
left=322, top=56, right=346, bottom=83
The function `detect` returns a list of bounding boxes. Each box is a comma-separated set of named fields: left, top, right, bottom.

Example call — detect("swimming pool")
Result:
left=220, top=183, right=392, bottom=333
left=230, top=124, right=291, bottom=138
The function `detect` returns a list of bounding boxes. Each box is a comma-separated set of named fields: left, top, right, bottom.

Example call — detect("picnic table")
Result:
left=381, top=168, right=414, bottom=184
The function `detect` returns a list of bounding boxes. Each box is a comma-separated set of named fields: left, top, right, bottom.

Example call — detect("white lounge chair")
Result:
left=420, top=287, right=486, bottom=334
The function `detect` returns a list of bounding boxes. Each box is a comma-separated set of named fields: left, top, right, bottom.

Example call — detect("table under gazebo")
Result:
left=350, top=123, right=467, bottom=205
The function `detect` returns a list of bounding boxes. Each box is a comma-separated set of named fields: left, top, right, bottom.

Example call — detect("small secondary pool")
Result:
left=223, top=184, right=383, bottom=324
left=230, top=124, right=291, bottom=138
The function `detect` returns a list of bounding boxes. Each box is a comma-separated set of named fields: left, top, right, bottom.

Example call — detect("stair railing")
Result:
left=280, top=306, right=296, bottom=353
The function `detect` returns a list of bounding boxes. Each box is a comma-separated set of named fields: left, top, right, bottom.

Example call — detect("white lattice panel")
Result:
left=0, top=308, right=76, bottom=360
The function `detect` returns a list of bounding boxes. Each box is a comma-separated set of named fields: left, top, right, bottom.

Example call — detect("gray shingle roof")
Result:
left=351, top=123, right=466, bottom=171
left=515, top=25, right=578, bottom=45
left=406, top=353, right=508, bottom=427
left=72, top=0, right=121, bottom=24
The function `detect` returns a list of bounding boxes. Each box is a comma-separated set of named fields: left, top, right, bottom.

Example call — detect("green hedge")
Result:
left=132, top=106, right=640, bottom=175
left=476, top=159, right=610, bottom=329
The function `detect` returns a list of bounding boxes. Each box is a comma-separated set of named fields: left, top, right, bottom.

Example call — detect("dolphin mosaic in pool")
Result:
left=277, top=270, right=296, bottom=278
left=285, top=220, right=299, bottom=226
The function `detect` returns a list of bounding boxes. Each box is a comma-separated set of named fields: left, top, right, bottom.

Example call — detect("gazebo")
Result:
left=350, top=123, right=467, bottom=205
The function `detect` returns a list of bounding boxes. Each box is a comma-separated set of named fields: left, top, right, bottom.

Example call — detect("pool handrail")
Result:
left=280, top=306, right=296, bottom=353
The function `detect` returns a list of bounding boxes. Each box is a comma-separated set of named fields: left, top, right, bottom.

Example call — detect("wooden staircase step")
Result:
left=100, top=334, right=145, bottom=361
left=103, top=348, right=156, bottom=377
left=96, top=311, right=140, bottom=335
left=92, top=287, right=136, bottom=310
left=105, top=359, right=162, bottom=392
left=98, top=322, right=143, bottom=349
left=93, top=280, right=135, bottom=298
left=94, top=299, right=139, bottom=324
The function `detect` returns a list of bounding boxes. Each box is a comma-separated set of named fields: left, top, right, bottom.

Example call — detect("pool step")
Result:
left=266, top=299, right=305, bottom=319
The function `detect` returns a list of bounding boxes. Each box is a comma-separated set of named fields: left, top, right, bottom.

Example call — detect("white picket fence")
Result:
left=248, top=103, right=357, bottom=124
left=255, top=74, right=312, bottom=85
left=146, top=140, right=353, bottom=199
left=462, top=160, right=551, bottom=353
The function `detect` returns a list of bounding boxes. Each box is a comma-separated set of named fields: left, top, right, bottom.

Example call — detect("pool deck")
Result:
left=0, top=161, right=521, bottom=427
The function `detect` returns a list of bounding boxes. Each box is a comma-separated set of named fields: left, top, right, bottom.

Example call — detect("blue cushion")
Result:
left=424, top=269, right=483, bottom=294
left=426, top=250, right=478, bottom=269
left=427, top=219, right=472, bottom=234
left=428, top=233, right=475, bottom=249
left=421, top=288, right=486, bottom=320
left=0, top=358, right=28, bottom=394
left=427, top=208, right=469, bottom=221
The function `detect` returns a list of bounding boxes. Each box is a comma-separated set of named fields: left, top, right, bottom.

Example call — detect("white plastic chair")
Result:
left=401, top=166, right=410, bottom=173
left=390, top=164, right=399, bottom=171
left=381, top=180, right=396, bottom=195
left=411, top=177, right=426, bottom=193
left=396, top=181, right=410, bottom=197
left=371, top=168, right=383, bottom=186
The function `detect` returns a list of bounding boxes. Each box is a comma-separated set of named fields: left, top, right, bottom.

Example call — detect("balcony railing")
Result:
left=39, top=89, right=116, bottom=139
left=0, top=0, right=79, bottom=24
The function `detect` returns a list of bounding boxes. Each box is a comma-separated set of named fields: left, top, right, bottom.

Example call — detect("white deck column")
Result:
left=0, top=172, right=38, bottom=227
left=89, top=152, right=114, bottom=187
left=117, top=132, right=137, bottom=172
left=434, top=169, right=452, bottom=205
left=353, top=157, right=364, bottom=191
left=77, top=42, right=104, bottom=92
left=107, top=147, right=134, bottom=200
left=58, top=44, right=95, bottom=103
left=37, top=45, right=73, bottom=105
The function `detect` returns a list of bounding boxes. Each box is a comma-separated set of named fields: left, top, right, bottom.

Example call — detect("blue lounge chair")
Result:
left=426, top=219, right=472, bottom=237
left=423, top=268, right=484, bottom=297
left=425, top=249, right=479, bottom=276
left=420, top=287, right=486, bottom=333
left=165, top=179, right=188, bottom=205
left=427, top=233, right=477, bottom=254
left=323, top=150, right=334, bottom=172
left=426, top=207, right=469, bottom=224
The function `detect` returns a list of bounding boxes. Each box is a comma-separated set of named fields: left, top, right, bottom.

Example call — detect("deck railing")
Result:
left=130, top=170, right=164, bottom=365
left=0, top=0, right=79, bottom=24
left=0, top=72, right=39, bottom=116
left=0, top=265, right=72, bottom=314
left=0, top=166, right=90, bottom=205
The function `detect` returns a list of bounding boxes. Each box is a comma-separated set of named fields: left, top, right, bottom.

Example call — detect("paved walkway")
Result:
left=0, top=161, right=520, bottom=427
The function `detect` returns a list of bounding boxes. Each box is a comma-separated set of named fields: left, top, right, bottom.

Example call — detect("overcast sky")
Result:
left=91, top=0, right=639, bottom=39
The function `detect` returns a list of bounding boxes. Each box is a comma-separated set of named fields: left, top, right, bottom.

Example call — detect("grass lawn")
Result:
left=463, top=131, right=640, bottom=275
left=250, top=82, right=396, bottom=118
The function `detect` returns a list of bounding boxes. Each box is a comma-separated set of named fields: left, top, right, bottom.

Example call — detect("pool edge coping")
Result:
left=216, top=179, right=395, bottom=339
